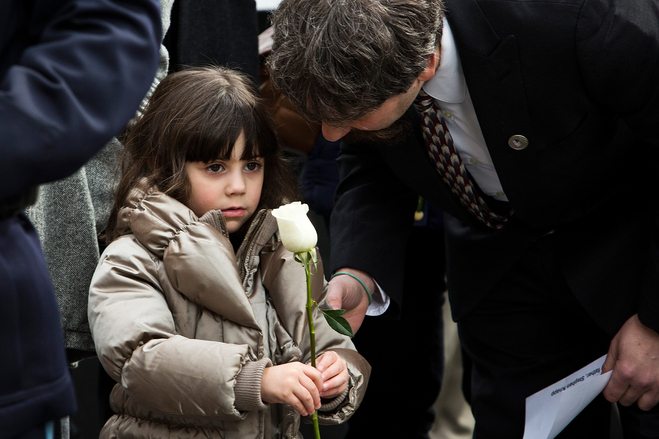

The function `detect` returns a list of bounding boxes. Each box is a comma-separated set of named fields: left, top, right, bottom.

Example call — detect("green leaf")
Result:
left=320, top=308, right=354, bottom=337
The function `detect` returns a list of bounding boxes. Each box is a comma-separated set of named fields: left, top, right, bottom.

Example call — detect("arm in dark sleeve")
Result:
left=576, top=0, right=659, bottom=144
left=329, top=140, right=417, bottom=315
left=0, top=0, right=162, bottom=199
left=577, top=0, right=659, bottom=331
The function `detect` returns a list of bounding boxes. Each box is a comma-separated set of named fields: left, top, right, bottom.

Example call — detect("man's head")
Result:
left=268, top=0, right=444, bottom=141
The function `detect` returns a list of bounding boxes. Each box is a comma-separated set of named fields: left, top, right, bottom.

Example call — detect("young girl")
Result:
left=88, top=66, right=370, bottom=439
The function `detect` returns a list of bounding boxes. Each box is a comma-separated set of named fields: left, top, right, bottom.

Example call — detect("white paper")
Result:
left=523, top=354, right=611, bottom=439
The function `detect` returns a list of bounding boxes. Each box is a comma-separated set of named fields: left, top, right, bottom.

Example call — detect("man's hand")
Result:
left=327, top=268, right=374, bottom=333
left=602, top=314, right=659, bottom=410
left=261, top=362, right=322, bottom=416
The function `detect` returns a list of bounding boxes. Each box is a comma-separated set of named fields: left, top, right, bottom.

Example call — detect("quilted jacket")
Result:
left=88, top=185, right=370, bottom=438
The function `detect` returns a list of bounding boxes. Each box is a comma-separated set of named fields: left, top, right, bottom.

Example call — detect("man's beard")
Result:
left=343, top=114, right=415, bottom=147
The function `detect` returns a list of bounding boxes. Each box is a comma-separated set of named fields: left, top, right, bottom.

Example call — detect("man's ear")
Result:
left=419, top=48, right=440, bottom=81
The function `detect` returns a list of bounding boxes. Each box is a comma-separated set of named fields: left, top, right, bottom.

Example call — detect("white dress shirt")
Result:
left=423, top=19, right=508, bottom=202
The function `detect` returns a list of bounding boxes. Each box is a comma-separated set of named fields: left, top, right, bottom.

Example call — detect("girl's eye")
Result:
left=245, top=161, right=262, bottom=171
left=207, top=163, right=223, bottom=173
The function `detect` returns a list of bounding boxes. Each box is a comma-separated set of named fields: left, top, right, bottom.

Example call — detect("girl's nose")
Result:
left=226, top=171, right=246, bottom=194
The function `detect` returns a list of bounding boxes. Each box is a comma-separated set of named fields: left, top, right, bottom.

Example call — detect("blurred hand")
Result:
left=261, top=362, right=322, bottom=416
left=602, top=314, right=659, bottom=410
left=315, top=351, right=349, bottom=399
left=327, top=268, right=374, bottom=333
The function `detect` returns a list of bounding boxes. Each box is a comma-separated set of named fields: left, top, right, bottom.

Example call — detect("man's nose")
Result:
left=322, top=123, right=351, bottom=142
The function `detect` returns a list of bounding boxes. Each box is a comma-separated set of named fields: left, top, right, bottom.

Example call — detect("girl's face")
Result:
left=185, top=132, right=264, bottom=234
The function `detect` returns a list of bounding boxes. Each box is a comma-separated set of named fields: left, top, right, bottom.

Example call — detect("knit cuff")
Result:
left=234, top=358, right=272, bottom=411
left=319, top=386, right=350, bottom=413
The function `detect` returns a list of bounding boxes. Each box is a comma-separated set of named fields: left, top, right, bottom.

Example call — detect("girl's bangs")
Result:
left=185, top=105, right=267, bottom=163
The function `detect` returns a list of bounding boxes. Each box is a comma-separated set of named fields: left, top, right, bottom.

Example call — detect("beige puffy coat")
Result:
left=88, top=186, right=370, bottom=438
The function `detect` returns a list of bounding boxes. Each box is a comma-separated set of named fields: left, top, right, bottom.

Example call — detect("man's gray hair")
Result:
left=268, top=0, right=444, bottom=125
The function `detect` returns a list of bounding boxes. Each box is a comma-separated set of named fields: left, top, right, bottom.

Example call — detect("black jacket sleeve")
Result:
left=329, top=138, right=418, bottom=315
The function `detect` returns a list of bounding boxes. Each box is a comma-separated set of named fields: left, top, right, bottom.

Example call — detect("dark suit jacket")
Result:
left=329, top=0, right=659, bottom=336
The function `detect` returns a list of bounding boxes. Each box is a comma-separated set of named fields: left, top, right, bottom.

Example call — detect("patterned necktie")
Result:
left=413, top=88, right=509, bottom=229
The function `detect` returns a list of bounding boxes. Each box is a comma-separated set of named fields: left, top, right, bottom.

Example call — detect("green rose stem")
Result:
left=274, top=201, right=352, bottom=438
left=297, top=250, right=321, bottom=439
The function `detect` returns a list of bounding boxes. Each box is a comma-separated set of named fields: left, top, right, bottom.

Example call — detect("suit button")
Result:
left=508, top=135, right=529, bottom=150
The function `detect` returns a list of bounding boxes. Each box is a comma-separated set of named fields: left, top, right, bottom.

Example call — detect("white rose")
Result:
left=272, top=202, right=318, bottom=253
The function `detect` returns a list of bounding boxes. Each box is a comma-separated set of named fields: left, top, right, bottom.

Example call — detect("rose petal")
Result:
left=272, top=202, right=318, bottom=253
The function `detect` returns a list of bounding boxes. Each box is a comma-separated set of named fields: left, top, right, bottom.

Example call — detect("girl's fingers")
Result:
left=320, top=370, right=349, bottom=398
left=298, top=371, right=322, bottom=413
left=314, top=351, right=336, bottom=372
left=320, top=358, right=344, bottom=381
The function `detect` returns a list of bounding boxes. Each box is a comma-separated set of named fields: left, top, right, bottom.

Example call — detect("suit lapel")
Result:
left=444, top=0, right=532, bottom=205
left=380, top=0, right=534, bottom=229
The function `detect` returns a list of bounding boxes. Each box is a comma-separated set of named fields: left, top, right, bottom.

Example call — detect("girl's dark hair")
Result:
left=104, top=66, right=300, bottom=243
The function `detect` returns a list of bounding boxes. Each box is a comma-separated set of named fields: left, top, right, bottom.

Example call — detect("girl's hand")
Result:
left=316, top=351, right=349, bottom=399
left=261, top=362, right=322, bottom=416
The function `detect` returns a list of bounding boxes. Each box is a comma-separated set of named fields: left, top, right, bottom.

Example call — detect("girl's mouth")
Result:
left=222, top=208, right=246, bottom=217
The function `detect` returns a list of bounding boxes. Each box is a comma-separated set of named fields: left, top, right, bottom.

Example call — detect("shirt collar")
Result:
left=422, top=18, right=466, bottom=104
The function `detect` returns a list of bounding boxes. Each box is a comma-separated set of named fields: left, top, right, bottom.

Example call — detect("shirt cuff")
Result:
left=366, top=279, right=390, bottom=316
